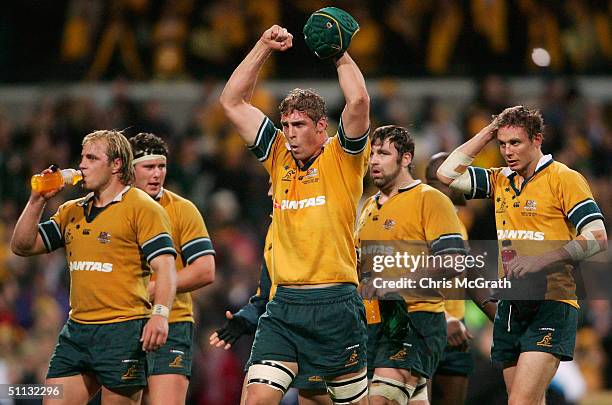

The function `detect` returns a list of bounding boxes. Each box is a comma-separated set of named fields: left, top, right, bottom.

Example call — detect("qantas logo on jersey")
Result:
left=497, top=230, right=545, bottom=240
left=280, top=196, right=326, bottom=210
left=69, top=261, right=113, bottom=272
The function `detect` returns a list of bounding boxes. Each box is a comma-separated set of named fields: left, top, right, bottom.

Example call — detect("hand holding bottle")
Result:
left=30, top=165, right=82, bottom=199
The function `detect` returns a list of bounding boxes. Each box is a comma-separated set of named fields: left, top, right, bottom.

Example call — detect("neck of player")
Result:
left=93, top=179, right=127, bottom=207
left=516, top=149, right=544, bottom=184
left=378, top=171, right=415, bottom=204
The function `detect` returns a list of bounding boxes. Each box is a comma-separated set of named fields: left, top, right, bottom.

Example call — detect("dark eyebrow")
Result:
left=281, top=120, right=307, bottom=126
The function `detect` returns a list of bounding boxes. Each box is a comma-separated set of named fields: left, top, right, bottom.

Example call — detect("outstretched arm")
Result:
left=219, top=25, right=293, bottom=145
left=209, top=260, right=271, bottom=350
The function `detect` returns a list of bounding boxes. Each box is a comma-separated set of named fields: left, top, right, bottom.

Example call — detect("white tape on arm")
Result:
left=438, top=149, right=473, bottom=193
left=563, top=219, right=607, bottom=261
left=449, top=171, right=472, bottom=193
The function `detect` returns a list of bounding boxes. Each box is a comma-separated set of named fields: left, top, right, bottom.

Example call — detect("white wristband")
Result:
left=152, top=304, right=169, bottom=318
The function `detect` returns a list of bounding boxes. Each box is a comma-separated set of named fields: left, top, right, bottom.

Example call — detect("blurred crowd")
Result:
left=0, top=74, right=610, bottom=404
left=2, top=0, right=612, bottom=82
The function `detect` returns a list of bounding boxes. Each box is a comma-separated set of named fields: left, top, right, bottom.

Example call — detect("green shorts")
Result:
left=436, top=346, right=475, bottom=377
left=435, top=318, right=474, bottom=377
left=368, top=311, right=446, bottom=379
left=47, top=319, right=147, bottom=392
left=147, top=322, right=193, bottom=377
left=291, top=374, right=327, bottom=392
left=492, top=300, right=577, bottom=364
left=248, top=284, right=367, bottom=379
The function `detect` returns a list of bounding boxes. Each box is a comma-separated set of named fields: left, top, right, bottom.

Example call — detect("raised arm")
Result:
left=11, top=196, right=50, bottom=256
left=336, top=52, right=370, bottom=138
left=437, top=121, right=498, bottom=191
left=11, top=168, right=64, bottom=256
left=219, top=25, right=293, bottom=145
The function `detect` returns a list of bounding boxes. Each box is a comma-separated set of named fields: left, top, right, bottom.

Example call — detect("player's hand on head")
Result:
left=209, top=311, right=252, bottom=350
left=477, top=121, right=499, bottom=142
left=141, top=314, right=169, bottom=352
left=261, top=25, right=293, bottom=52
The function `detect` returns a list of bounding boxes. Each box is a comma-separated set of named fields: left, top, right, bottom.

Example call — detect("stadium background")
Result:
left=0, top=0, right=610, bottom=404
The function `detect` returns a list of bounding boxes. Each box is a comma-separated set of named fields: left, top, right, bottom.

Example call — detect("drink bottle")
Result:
left=501, top=240, right=516, bottom=277
left=31, top=168, right=83, bottom=193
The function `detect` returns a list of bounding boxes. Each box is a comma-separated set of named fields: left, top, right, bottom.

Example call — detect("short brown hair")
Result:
left=371, top=125, right=415, bottom=171
left=82, top=130, right=134, bottom=185
left=129, top=132, right=169, bottom=159
left=494, top=106, right=544, bottom=141
left=278, top=88, right=326, bottom=123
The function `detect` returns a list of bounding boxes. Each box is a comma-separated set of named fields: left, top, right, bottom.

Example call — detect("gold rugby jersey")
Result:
left=356, top=182, right=467, bottom=313
left=249, top=117, right=369, bottom=285
left=443, top=220, right=469, bottom=319
left=152, top=189, right=215, bottom=323
left=38, top=187, right=176, bottom=324
left=467, top=155, right=604, bottom=308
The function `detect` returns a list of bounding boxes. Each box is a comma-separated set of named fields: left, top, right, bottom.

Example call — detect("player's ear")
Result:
left=403, top=152, right=413, bottom=169
left=112, top=157, right=123, bottom=174
left=532, top=132, right=544, bottom=148
left=316, top=116, right=328, bottom=133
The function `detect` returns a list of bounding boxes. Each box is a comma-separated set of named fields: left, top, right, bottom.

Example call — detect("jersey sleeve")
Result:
left=337, top=117, right=370, bottom=155
left=465, top=166, right=503, bottom=200
left=177, top=200, right=215, bottom=266
left=248, top=116, right=284, bottom=175
left=329, top=118, right=371, bottom=180
left=423, top=190, right=467, bottom=255
left=136, top=198, right=177, bottom=263
left=38, top=202, right=71, bottom=252
left=556, top=169, right=604, bottom=233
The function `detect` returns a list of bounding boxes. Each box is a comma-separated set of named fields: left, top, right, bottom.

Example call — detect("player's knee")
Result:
left=410, top=377, right=428, bottom=402
left=245, top=393, right=276, bottom=405
left=369, top=374, right=414, bottom=405
left=325, top=370, right=368, bottom=404
left=368, top=396, right=390, bottom=405
left=247, top=360, right=295, bottom=395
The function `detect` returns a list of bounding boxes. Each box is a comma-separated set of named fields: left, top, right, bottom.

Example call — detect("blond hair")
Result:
left=82, top=130, right=134, bottom=184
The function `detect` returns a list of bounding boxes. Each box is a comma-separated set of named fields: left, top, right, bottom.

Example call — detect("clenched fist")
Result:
left=260, top=25, right=293, bottom=52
